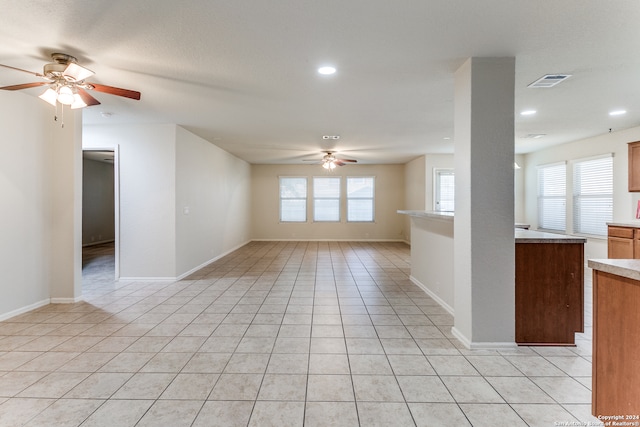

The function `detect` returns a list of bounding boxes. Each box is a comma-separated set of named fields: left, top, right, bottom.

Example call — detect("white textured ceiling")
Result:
left=1, top=0, right=639, bottom=164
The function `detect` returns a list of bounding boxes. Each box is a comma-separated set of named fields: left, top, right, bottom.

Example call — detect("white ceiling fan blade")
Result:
left=63, top=62, right=94, bottom=81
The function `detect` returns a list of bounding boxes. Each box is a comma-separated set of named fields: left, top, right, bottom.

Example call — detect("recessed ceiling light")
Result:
left=318, top=66, right=336, bottom=75
left=443, top=137, right=451, bottom=140
left=609, top=110, right=627, bottom=116
left=520, top=110, right=536, bottom=116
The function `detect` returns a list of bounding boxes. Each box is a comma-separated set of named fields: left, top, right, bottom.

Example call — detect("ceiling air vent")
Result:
left=527, top=74, right=572, bottom=88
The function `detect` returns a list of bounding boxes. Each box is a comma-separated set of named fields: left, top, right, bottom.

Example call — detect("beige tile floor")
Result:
left=0, top=241, right=602, bottom=426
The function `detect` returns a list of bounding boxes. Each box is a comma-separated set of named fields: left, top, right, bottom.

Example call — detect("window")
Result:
left=279, top=177, right=307, bottom=222
left=313, top=177, right=341, bottom=221
left=537, top=162, right=566, bottom=232
left=434, top=169, right=455, bottom=212
left=573, top=155, right=613, bottom=236
left=347, top=176, right=374, bottom=222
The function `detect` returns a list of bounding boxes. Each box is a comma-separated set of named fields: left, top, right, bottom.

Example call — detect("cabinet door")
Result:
left=608, top=237, right=634, bottom=258
left=629, top=141, right=640, bottom=192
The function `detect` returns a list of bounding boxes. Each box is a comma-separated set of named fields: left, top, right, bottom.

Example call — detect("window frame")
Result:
left=279, top=176, right=308, bottom=223
left=433, top=168, right=455, bottom=212
left=313, top=176, right=341, bottom=222
left=572, top=154, right=613, bottom=237
left=346, top=176, right=375, bottom=222
left=537, top=161, right=567, bottom=233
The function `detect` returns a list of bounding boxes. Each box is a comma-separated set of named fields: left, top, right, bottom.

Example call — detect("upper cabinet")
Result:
left=629, top=141, right=640, bottom=191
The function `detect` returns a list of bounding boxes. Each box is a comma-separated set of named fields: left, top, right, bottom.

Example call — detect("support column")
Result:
left=452, top=58, right=516, bottom=349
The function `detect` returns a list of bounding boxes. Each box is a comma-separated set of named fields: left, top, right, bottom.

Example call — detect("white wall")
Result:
left=251, top=164, right=406, bottom=241
left=84, top=123, right=178, bottom=278
left=175, top=126, right=251, bottom=277
left=84, top=123, right=252, bottom=279
left=403, top=156, right=426, bottom=242
left=0, top=92, right=82, bottom=318
left=523, top=126, right=640, bottom=261
left=82, top=158, right=115, bottom=245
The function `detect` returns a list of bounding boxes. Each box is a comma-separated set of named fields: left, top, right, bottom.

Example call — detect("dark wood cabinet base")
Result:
left=515, top=242, right=584, bottom=345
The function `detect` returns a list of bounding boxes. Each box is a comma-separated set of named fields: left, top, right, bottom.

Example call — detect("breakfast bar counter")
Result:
left=398, top=210, right=586, bottom=345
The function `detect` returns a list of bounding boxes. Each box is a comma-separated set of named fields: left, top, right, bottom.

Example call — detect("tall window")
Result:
left=280, top=177, right=307, bottom=222
left=313, top=177, right=341, bottom=221
left=573, top=155, right=613, bottom=236
left=537, top=162, right=566, bottom=232
left=347, top=176, right=374, bottom=222
left=434, top=169, right=455, bottom=212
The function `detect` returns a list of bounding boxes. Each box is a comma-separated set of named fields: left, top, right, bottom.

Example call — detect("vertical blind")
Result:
left=537, top=162, right=566, bottom=232
left=573, top=155, right=613, bottom=236
left=313, top=177, right=341, bottom=221
left=347, top=177, right=374, bottom=221
left=280, top=177, right=307, bottom=222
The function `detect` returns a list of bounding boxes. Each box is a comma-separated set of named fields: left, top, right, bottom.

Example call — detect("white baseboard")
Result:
left=409, top=275, right=454, bottom=315
left=50, top=296, right=84, bottom=304
left=175, top=240, right=252, bottom=281
left=250, top=238, right=406, bottom=242
left=118, top=277, right=178, bottom=282
left=451, top=326, right=518, bottom=351
left=0, top=298, right=50, bottom=322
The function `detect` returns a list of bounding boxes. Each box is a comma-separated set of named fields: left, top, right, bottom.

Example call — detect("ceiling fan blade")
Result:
left=0, top=82, right=48, bottom=91
left=334, top=160, right=346, bottom=166
left=336, top=158, right=357, bottom=163
left=0, top=63, right=45, bottom=78
left=64, top=62, right=94, bottom=81
left=77, top=88, right=101, bottom=106
left=90, top=83, right=141, bottom=100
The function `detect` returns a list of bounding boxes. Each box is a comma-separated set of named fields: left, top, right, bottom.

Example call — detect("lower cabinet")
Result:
left=607, top=225, right=640, bottom=259
left=515, top=242, right=584, bottom=345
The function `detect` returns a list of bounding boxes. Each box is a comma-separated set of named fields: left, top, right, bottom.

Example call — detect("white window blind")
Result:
left=573, top=155, right=613, bottom=236
left=537, top=163, right=566, bottom=232
left=347, top=177, right=374, bottom=222
left=434, top=169, right=455, bottom=212
left=280, top=177, right=307, bottom=222
left=314, top=177, right=341, bottom=221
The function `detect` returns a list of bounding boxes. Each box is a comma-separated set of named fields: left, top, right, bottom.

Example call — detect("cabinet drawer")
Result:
left=609, top=226, right=634, bottom=239
left=635, top=229, right=640, bottom=240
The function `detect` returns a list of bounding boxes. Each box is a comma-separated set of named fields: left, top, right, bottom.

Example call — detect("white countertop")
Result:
left=397, top=210, right=585, bottom=243
left=515, top=229, right=586, bottom=244
left=607, top=222, right=640, bottom=228
left=588, top=259, right=640, bottom=282
left=397, top=210, right=454, bottom=221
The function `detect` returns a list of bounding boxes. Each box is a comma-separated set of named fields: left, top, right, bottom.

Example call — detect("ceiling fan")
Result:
left=305, top=151, right=358, bottom=169
left=0, top=52, right=141, bottom=109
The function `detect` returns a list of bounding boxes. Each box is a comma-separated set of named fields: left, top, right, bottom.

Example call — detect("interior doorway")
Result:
left=82, top=147, right=120, bottom=282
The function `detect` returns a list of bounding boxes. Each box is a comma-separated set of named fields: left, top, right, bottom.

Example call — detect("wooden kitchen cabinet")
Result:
left=629, top=141, right=640, bottom=191
left=608, top=224, right=640, bottom=259
left=591, top=266, right=640, bottom=417
left=515, top=242, right=584, bottom=345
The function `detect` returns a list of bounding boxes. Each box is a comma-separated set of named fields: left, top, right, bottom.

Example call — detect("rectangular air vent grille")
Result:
left=527, top=74, right=572, bottom=88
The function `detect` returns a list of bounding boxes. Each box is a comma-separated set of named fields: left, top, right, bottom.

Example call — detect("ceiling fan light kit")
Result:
left=0, top=52, right=141, bottom=113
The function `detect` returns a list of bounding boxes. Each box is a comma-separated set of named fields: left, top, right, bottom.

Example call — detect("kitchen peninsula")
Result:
left=587, top=259, right=640, bottom=417
left=398, top=210, right=586, bottom=345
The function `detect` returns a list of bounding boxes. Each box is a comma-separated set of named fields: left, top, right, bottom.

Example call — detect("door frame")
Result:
left=82, top=145, right=120, bottom=279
